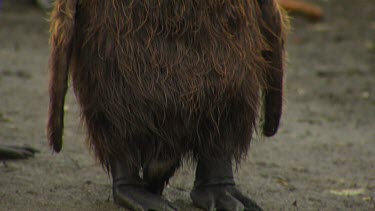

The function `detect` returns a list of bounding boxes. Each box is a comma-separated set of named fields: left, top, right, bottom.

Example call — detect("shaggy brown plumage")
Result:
left=48, top=0, right=287, bottom=169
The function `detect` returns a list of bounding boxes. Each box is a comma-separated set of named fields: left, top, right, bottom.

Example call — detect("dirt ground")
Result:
left=0, top=0, right=374, bottom=210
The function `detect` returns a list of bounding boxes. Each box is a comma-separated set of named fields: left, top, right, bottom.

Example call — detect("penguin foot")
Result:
left=0, top=145, right=39, bottom=160
left=113, top=184, right=177, bottom=211
left=190, top=185, right=262, bottom=211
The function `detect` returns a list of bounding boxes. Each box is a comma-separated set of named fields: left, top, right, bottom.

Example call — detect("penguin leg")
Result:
left=190, top=158, right=262, bottom=211
left=110, top=159, right=177, bottom=211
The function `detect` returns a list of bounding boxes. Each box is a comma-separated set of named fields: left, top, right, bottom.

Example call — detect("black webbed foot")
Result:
left=191, top=158, right=262, bottom=211
left=0, top=145, right=39, bottom=160
left=113, top=184, right=177, bottom=211
left=110, top=159, right=177, bottom=211
left=191, top=185, right=262, bottom=211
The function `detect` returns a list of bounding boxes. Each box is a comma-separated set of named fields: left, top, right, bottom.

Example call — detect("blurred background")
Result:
left=0, top=0, right=374, bottom=210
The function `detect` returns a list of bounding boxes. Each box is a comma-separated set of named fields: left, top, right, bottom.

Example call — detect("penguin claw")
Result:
left=191, top=185, right=262, bottom=211
left=113, top=185, right=177, bottom=211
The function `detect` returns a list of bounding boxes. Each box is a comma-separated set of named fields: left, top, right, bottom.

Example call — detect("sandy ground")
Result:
left=0, top=0, right=374, bottom=210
